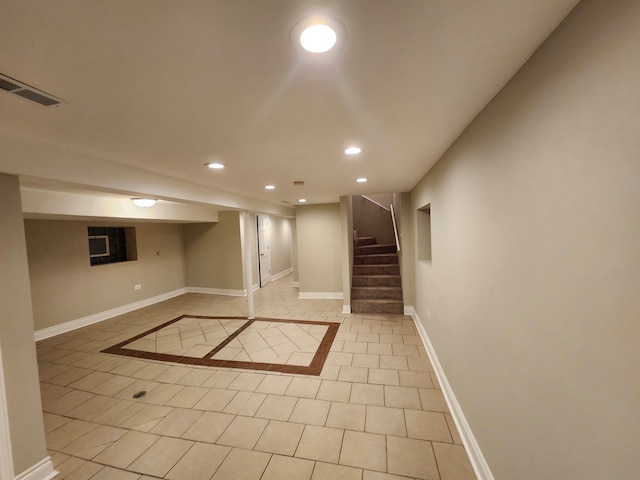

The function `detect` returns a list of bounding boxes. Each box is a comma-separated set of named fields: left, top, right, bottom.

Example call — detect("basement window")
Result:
left=88, top=227, right=137, bottom=266
left=417, top=204, right=431, bottom=261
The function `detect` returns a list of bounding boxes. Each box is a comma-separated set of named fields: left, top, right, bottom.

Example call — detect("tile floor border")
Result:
left=102, top=316, right=340, bottom=376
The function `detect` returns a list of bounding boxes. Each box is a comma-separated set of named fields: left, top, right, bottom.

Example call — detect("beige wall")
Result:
left=25, top=220, right=187, bottom=330
left=291, top=218, right=299, bottom=284
left=249, top=213, right=259, bottom=286
left=340, top=196, right=354, bottom=306
left=296, top=203, right=343, bottom=294
left=268, top=215, right=293, bottom=278
left=410, top=1, right=640, bottom=478
left=398, top=192, right=415, bottom=307
left=352, top=194, right=396, bottom=245
left=184, top=211, right=245, bottom=291
left=0, top=175, right=49, bottom=475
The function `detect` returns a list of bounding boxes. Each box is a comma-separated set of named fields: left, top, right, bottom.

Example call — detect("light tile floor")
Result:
left=37, top=274, right=476, bottom=480
left=124, top=316, right=329, bottom=366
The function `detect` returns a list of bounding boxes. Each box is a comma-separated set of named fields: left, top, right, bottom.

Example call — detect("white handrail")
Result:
left=390, top=204, right=400, bottom=252
left=361, top=195, right=390, bottom=211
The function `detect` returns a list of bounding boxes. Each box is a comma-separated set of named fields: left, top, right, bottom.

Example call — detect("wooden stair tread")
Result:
left=352, top=235, right=403, bottom=313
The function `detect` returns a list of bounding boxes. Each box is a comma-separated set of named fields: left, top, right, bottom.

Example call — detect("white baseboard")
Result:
left=298, top=292, right=344, bottom=300
left=403, top=305, right=413, bottom=316
left=34, top=288, right=189, bottom=341
left=342, top=305, right=351, bottom=314
left=34, top=285, right=258, bottom=342
left=187, top=286, right=247, bottom=297
left=15, top=456, right=57, bottom=480
left=270, top=267, right=293, bottom=282
left=292, top=281, right=300, bottom=288
left=407, top=307, right=494, bottom=480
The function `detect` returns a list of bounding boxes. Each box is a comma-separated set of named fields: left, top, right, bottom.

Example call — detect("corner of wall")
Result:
left=407, top=307, right=494, bottom=480
left=14, top=456, right=57, bottom=480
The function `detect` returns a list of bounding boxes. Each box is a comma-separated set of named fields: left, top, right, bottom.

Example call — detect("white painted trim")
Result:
left=0, top=343, right=15, bottom=480
left=342, top=305, right=351, bottom=314
left=34, top=288, right=189, bottom=341
left=34, top=284, right=272, bottom=342
left=298, top=292, right=344, bottom=300
left=187, top=287, right=247, bottom=297
left=292, top=281, right=300, bottom=288
left=403, top=305, right=413, bottom=316
left=408, top=307, right=494, bottom=480
left=270, top=267, right=293, bottom=282
left=14, top=456, right=57, bottom=480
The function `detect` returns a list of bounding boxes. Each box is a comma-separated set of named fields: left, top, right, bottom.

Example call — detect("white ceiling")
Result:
left=0, top=0, right=579, bottom=213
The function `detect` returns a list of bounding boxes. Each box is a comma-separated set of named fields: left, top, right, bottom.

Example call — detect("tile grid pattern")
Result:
left=37, top=274, right=476, bottom=480
left=102, top=316, right=339, bottom=375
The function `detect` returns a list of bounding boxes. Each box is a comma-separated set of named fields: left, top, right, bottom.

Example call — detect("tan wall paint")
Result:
left=410, top=1, right=640, bottom=478
left=352, top=194, right=396, bottom=245
left=296, top=204, right=342, bottom=294
left=0, top=175, right=49, bottom=474
left=398, top=192, right=415, bottom=307
left=249, top=213, right=259, bottom=286
left=291, top=218, right=299, bottom=284
left=340, top=196, right=354, bottom=306
left=25, top=220, right=187, bottom=330
left=268, top=215, right=293, bottom=278
left=184, top=211, right=244, bottom=291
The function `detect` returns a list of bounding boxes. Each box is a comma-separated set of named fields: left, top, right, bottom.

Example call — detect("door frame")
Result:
left=256, top=214, right=271, bottom=287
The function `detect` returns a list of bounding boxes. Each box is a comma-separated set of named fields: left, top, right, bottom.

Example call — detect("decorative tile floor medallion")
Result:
left=102, top=315, right=339, bottom=375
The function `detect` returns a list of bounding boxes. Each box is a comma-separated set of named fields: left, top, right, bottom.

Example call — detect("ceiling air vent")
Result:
left=0, top=72, right=62, bottom=106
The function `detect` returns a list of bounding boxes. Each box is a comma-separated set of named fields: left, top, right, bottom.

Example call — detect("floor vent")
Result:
left=0, top=72, right=62, bottom=106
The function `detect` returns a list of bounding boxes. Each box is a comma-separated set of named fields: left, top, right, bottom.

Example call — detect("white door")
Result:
left=257, top=215, right=271, bottom=287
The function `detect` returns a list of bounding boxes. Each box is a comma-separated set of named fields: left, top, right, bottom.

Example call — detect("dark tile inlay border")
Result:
left=101, top=315, right=339, bottom=376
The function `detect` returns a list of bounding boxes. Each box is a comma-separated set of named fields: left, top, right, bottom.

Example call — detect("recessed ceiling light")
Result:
left=300, top=24, right=337, bottom=53
left=265, top=185, right=276, bottom=190
left=344, top=147, right=362, bottom=155
left=131, top=198, right=157, bottom=208
left=356, top=178, right=368, bottom=183
left=291, top=16, right=345, bottom=56
left=205, top=162, right=225, bottom=169
left=298, top=198, right=307, bottom=203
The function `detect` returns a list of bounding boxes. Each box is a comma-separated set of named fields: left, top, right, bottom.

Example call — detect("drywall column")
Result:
left=399, top=192, right=415, bottom=308
left=240, top=211, right=255, bottom=319
left=0, top=174, right=55, bottom=478
left=340, top=196, right=354, bottom=313
left=0, top=342, right=14, bottom=480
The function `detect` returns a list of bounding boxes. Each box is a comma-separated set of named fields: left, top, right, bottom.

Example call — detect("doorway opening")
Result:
left=256, top=214, right=271, bottom=287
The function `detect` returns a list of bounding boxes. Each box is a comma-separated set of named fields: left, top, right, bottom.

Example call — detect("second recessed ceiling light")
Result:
left=345, top=147, right=362, bottom=155
left=293, top=15, right=344, bottom=55
left=206, top=162, right=225, bottom=169
left=300, top=24, right=337, bottom=53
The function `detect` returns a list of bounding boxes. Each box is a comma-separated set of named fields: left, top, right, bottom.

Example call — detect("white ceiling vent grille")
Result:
left=0, top=73, right=62, bottom=106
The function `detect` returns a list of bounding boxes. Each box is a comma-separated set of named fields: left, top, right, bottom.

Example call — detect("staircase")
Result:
left=351, top=236, right=404, bottom=314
